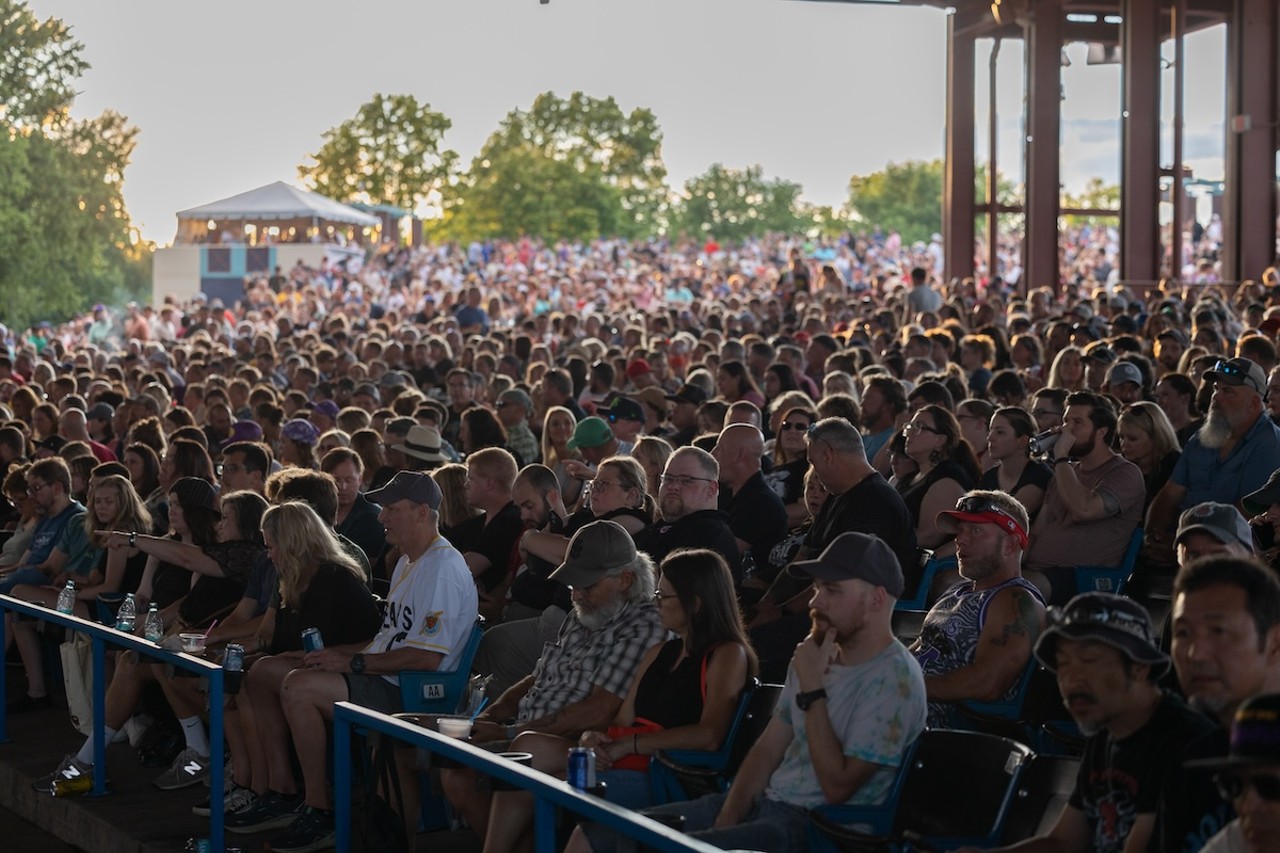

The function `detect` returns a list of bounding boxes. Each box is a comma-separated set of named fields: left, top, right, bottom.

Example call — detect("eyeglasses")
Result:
left=1031, top=408, right=1063, bottom=419
left=1215, top=773, right=1280, bottom=802
left=660, top=474, right=714, bottom=488
left=779, top=421, right=811, bottom=432
left=653, top=590, right=679, bottom=602
left=903, top=421, right=942, bottom=436
left=26, top=482, right=49, bottom=496
left=591, top=479, right=618, bottom=491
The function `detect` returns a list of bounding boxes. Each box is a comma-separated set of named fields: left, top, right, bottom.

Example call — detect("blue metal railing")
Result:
left=333, top=701, right=722, bottom=853
left=0, top=593, right=228, bottom=852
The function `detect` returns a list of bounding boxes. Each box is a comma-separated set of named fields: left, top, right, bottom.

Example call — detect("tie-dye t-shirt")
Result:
left=766, top=640, right=926, bottom=809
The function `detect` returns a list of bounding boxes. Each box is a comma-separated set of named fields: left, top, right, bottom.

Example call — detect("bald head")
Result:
left=713, top=423, right=764, bottom=489
left=59, top=409, right=89, bottom=441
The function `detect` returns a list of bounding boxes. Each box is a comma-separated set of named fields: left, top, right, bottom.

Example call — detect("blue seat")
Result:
left=1073, top=528, right=1142, bottom=596
left=398, top=619, right=485, bottom=714
left=809, top=729, right=1032, bottom=852
left=648, top=679, right=779, bottom=805
left=895, top=555, right=957, bottom=612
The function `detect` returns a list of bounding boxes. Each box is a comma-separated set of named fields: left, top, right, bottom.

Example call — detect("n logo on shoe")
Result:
left=184, top=761, right=202, bottom=775
left=62, top=766, right=82, bottom=779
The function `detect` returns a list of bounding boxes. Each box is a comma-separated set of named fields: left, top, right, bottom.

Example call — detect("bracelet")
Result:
left=1052, top=457, right=1071, bottom=465
left=129, top=531, right=138, bottom=546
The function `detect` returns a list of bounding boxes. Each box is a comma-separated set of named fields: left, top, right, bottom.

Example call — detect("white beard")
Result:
left=1197, top=409, right=1232, bottom=450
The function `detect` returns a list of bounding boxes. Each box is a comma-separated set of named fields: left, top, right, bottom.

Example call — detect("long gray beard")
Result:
left=1197, top=410, right=1232, bottom=450
left=575, top=597, right=625, bottom=630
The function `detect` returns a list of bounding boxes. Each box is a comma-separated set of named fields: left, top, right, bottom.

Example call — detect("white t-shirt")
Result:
left=364, top=535, right=478, bottom=684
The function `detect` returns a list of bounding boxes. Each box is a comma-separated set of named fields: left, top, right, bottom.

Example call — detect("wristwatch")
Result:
left=796, top=688, right=827, bottom=711
left=505, top=724, right=519, bottom=740
left=1052, top=456, right=1072, bottom=465
left=350, top=653, right=366, bottom=674
left=128, top=531, right=138, bottom=546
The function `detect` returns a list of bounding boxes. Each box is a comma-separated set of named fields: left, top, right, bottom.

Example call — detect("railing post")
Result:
left=534, top=795, right=558, bottom=853
left=0, top=608, right=8, bottom=743
left=334, top=708, right=352, bottom=853
left=209, top=667, right=225, bottom=853
left=92, top=635, right=107, bottom=796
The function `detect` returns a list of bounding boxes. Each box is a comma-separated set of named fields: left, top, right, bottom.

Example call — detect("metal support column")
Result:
left=1121, top=0, right=1162, bottom=281
left=944, top=13, right=977, bottom=283
left=1023, top=0, right=1064, bottom=291
left=1223, top=0, right=1279, bottom=280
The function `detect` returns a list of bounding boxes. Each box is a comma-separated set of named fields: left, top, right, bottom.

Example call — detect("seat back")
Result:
left=1074, top=528, right=1142, bottom=595
left=398, top=619, right=485, bottom=714
left=725, top=681, right=782, bottom=775
left=956, top=658, right=1039, bottom=724
left=894, top=729, right=1032, bottom=846
left=896, top=554, right=958, bottom=611
left=1000, top=754, right=1081, bottom=842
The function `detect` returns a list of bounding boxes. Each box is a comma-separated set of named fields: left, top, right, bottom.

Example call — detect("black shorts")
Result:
left=342, top=673, right=403, bottom=714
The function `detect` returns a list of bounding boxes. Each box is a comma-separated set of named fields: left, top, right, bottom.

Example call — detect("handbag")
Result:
left=60, top=631, right=95, bottom=736
left=603, top=646, right=715, bottom=772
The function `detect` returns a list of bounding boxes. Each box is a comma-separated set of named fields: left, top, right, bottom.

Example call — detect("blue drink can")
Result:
left=223, top=643, right=244, bottom=672
left=566, top=747, right=596, bottom=790
left=302, top=627, right=324, bottom=653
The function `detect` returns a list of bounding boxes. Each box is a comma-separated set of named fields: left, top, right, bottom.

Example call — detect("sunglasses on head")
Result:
left=1212, top=360, right=1247, bottom=379
left=1216, top=772, right=1280, bottom=802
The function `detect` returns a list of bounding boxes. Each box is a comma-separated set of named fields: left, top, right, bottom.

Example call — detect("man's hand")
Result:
left=469, top=720, right=508, bottom=743
left=563, top=460, right=596, bottom=481
left=793, top=627, right=841, bottom=693
left=1051, top=427, right=1072, bottom=460
left=302, top=649, right=356, bottom=673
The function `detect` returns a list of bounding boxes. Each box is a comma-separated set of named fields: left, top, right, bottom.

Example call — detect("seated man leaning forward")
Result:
left=911, top=489, right=1046, bottom=727
left=441, top=519, right=667, bottom=843
left=569, top=531, right=928, bottom=853
left=225, top=471, right=478, bottom=853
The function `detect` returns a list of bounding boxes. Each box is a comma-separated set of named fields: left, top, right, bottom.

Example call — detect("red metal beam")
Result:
left=943, top=17, right=978, bottom=283
left=1121, top=0, right=1161, bottom=280
left=1023, top=0, right=1064, bottom=291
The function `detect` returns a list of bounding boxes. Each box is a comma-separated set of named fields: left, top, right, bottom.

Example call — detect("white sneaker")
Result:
left=123, top=714, right=154, bottom=748
left=153, top=747, right=210, bottom=790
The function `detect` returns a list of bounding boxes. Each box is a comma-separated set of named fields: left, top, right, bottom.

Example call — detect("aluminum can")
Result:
left=567, top=746, right=596, bottom=790
left=223, top=643, right=245, bottom=672
left=302, top=627, right=324, bottom=653
left=52, top=774, right=92, bottom=797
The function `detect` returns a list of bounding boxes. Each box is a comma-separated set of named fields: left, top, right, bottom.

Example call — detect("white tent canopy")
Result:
left=176, top=181, right=379, bottom=227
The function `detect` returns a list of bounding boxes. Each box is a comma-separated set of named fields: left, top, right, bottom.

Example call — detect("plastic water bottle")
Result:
left=144, top=603, right=164, bottom=642
left=56, top=580, right=76, bottom=615
left=115, top=593, right=137, bottom=632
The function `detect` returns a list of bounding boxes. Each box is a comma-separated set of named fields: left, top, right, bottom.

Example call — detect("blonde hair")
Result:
left=85, top=474, right=152, bottom=544
left=261, top=501, right=364, bottom=608
left=431, top=463, right=479, bottom=531
left=541, top=405, right=580, bottom=470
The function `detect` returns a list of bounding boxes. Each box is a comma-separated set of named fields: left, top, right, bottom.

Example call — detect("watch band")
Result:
left=350, top=653, right=366, bottom=674
left=796, top=688, right=827, bottom=711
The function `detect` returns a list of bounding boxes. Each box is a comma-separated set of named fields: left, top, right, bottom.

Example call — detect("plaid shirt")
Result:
left=505, top=421, right=540, bottom=467
left=517, top=600, right=666, bottom=723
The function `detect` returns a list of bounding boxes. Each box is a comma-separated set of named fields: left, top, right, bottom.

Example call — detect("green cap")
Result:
left=566, top=416, right=613, bottom=450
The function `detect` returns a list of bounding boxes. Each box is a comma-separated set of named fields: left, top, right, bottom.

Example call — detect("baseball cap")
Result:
left=366, top=471, right=442, bottom=510
left=603, top=397, right=645, bottom=424
left=1034, top=592, right=1169, bottom=676
left=1105, top=361, right=1144, bottom=388
left=86, top=402, right=115, bottom=422
left=379, top=371, right=409, bottom=389
left=353, top=382, right=381, bottom=403
left=170, top=477, right=220, bottom=515
left=1186, top=693, right=1280, bottom=772
left=1244, top=470, right=1280, bottom=516
left=385, top=417, right=417, bottom=439
left=497, top=389, right=533, bottom=411
left=282, top=418, right=320, bottom=446
left=1082, top=343, right=1117, bottom=365
left=666, top=384, right=708, bottom=406
left=1204, top=357, right=1266, bottom=396
left=220, top=420, right=264, bottom=449
left=1175, top=502, right=1254, bottom=550
left=936, top=494, right=1029, bottom=549
left=312, top=400, right=340, bottom=419
left=787, top=532, right=905, bottom=598
left=626, top=359, right=652, bottom=379
left=549, top=520, right=638, bottom=589
left=1156, top=327, right=1190, bottom=347
left=633, top=387, right=669, bottom=416
left=567, top=417, right=614, bottom=451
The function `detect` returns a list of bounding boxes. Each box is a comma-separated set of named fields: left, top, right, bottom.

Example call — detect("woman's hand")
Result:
left=578, top=730, right=610, bottom=750
left=104, top=530, right=132, bottom=550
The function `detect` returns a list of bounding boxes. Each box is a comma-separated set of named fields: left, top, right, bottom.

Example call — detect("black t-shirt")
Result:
left=177, top=539, right=265, bottom=628
left=979, top=460, right=1054, bottom=505
left=763, top=458, right=809, bottom=507
left=450, top=501, right=524, bottom=593
left=269, top=562, right=382, bottom=654
left=722, top=471, right=789, bottom=582
left=803, top=471, right=918, bottom=584
left=1070, top=692, right=1215, bottom=853
left=633, top=509, right=743, bottom=582
left=337, top=493, right=386, bottom=574
left=1151, top=725, right=1232, bottom=853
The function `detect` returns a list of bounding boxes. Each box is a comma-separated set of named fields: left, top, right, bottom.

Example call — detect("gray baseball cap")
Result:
left=550, top=520, right=638, bottom=589
left=1175, top=502, right=1254, bottom=550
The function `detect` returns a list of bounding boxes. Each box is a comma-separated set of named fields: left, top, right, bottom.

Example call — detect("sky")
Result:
left=35, top=0, right=1228, bottom=245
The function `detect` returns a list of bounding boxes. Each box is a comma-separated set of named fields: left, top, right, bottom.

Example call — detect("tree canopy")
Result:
left=670, top=163, right=807, bottom=242
left=0, top=0, right=148, bottom=331
left=847, top=159, right=944, bottom=244
left=298, top=93, right=457, bottom=215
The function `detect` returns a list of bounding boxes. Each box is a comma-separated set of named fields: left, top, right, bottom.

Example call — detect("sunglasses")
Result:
left=1216, top=773, right=1280, bottom=802
left=1212, top=360, right=1247, bottom=380
left=779, top=421, right=811, bottom=432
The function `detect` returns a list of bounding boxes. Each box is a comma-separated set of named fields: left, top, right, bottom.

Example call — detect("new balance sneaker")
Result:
left=193, top=784, right=257, bottom=818
left=32, top=755, right=92, bottom=794
left=266, top=806, right=335, bottom=853
left=153, top=747, right=211, bottom=790
left=225, top=790, right=304, bottom=834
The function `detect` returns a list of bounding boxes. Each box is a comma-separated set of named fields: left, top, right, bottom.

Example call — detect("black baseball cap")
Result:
left=666, top=384, right=708, bottom=406
left=788, top=532, right=904, bottom=598
left=366, top=471, right=442, bottom=510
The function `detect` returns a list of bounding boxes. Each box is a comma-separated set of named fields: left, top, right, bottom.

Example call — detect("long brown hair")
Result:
left=659, top=549, right=759, bottom=677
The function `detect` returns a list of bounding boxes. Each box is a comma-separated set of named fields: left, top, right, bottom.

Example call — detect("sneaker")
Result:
left=32, top=754, right=92, bottom=793
left=123, top=713, right=154, bottom=748
left=193, top=784, right=257, bottom=817
left=225, top=790, right=304, bottom=834
left=204, top=758, right=234, bottom=790
left=153, top=748, right=211, bottom=790
left=266, top=806, right=335, bottom=853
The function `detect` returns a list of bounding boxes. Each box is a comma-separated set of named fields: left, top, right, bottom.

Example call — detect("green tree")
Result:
left=298, top=93, right=457, bottom=214
left=670, top=163, right=806, bottom=242
left=0, top=0, right=147, bottom=331
left=450, top=91, right=666, bottom=239
left=846, top=159, right=944, bottom=244
left=1062, top=178, right=1120, bottom=227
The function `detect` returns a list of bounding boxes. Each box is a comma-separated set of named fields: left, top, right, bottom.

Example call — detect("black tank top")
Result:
left=632, top=639, right=707, bottom=728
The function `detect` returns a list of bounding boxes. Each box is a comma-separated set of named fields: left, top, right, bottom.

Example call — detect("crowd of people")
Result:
left=3, top=229, right=1280, bottom=853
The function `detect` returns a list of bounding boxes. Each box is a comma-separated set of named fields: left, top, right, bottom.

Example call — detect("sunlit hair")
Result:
left=597, top=455, right=654, bottom=518
left=432, top=463, right=479, bottom=531
left=1046, top=345, right=1087, bottom=391
left=541, top=405, right=579, bottom=470
left=659, top=548, right=759, bottom=677
left=1118, top=401, right=1181, bottom=462
left=220, top=490, right=268, bottom=546
left=262, top=501, right=365, bottom=608
left=85, top=474, right=152, bottom=543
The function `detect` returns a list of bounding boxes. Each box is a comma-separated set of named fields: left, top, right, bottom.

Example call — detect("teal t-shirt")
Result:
left=55, top=511, right=102, bottom=578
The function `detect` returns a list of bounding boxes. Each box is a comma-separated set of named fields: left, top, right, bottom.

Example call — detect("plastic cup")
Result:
left=437, top=717, right=472, bottom=739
